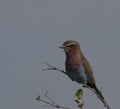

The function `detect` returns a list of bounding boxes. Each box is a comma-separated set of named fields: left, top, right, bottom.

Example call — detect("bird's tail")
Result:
left=93, top=85, right=104, bottom=99
left=88, top=84, right=111, bottom=109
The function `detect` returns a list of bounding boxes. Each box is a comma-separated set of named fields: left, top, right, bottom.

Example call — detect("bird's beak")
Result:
left=59, top=45, right=66, bottom=49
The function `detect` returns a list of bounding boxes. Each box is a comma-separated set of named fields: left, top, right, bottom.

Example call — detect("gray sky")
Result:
left=0, top=0, right=120, bottom=109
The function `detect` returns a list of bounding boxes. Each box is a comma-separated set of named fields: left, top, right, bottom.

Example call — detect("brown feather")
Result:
left=81, top=52, right=96, bottom=85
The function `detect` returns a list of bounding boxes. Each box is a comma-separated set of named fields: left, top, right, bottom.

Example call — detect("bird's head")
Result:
left=59, top=40, right=81, bottom=53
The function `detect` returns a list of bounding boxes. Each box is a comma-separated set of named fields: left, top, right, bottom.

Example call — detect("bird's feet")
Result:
left=83, top=83, right=88, bottom=88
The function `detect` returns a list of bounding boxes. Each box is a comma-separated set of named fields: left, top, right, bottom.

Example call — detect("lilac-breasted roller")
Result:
left=59, top=40, right=110, bottom=109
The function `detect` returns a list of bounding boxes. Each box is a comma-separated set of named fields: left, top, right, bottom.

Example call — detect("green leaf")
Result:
left=78, top=102, right=84, bottom=109
left=36, top=95, right=40, bottom=102
left=75, top=89, right=83, bottom=101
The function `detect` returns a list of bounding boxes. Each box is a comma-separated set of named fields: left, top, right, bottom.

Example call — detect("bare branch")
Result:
left=88, top=86, right=110, bottom=109
left=42, top=62, right=67, bottom=75
left=42, top=63, right=111, bottom=109
left=36, top=91, right=71, bottom=109
left=44, top=91, right=59, bottom=106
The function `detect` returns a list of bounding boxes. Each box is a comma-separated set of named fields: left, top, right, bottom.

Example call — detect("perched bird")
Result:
left=59, top=40, right=110, bottom=109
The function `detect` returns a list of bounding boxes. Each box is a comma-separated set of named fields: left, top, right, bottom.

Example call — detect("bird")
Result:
left=59, top=40, right=110, bottom=109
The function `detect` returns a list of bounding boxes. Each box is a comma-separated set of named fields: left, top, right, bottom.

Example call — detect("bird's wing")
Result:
left=81, top=53, right=96, bottom=85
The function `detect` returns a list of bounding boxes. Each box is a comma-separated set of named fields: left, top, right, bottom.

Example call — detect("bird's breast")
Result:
left=67, top=64, right=88, bottom=84
left=65, top=53, right=81, bottom=72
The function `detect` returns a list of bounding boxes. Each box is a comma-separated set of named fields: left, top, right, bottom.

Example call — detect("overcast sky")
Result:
left=0, top=0, right=120, bottom=109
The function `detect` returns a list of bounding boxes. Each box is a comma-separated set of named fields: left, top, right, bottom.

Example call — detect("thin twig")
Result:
left=42, top=62, right=67, bottom=75
left=87, top=86, right=110, bottom=109
left=44, top=91, right=59, bottom=106
left=37, top=91, right=71, bottom=109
